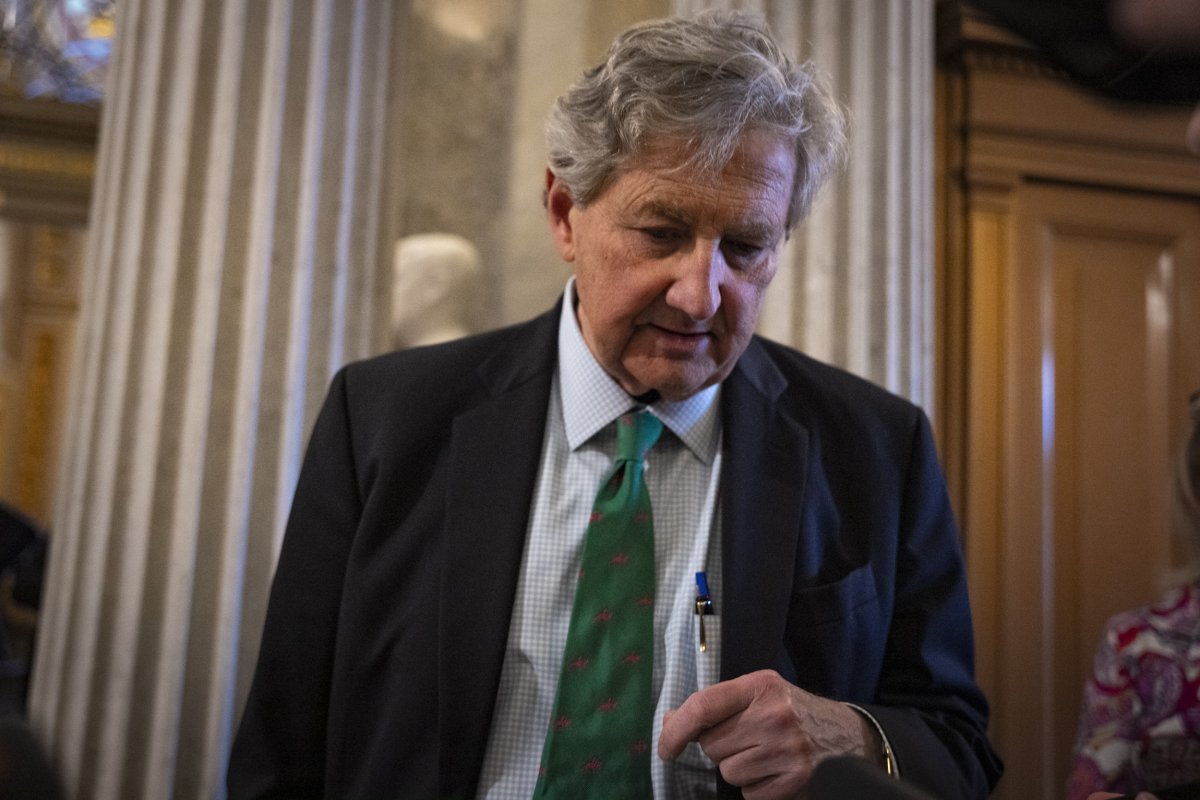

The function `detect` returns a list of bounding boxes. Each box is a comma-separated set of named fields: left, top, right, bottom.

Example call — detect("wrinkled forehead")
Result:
left=615, top=131, right=796, bottom=194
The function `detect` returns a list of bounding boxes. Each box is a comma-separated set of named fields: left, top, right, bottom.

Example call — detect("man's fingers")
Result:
left=657, top=671, right=774, bottom=760
left=658, top=677, right=752, bottom=759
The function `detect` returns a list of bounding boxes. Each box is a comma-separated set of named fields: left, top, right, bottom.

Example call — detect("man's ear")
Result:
left=545, top=168, right=578, bottom=262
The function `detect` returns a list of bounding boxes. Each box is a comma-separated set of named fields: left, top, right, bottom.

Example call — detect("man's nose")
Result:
left=665, top=240, right=722, bottom=320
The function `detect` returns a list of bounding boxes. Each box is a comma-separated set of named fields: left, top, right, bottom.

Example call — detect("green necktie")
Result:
left=535, top=409, right=663, bottom=798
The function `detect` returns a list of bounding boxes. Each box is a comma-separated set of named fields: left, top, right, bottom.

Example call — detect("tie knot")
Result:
left=616, top=410, right=663, bottom=462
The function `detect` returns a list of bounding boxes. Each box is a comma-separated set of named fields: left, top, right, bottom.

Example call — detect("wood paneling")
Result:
left=982, top=184, right=1200, bottom=797
left=938, top=4, right=1200, bottom=797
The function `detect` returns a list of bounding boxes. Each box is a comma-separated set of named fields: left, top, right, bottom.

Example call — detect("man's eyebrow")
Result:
left=632, top=202, right=782, bottom=241
left=633, top=201, right=692, bottom=225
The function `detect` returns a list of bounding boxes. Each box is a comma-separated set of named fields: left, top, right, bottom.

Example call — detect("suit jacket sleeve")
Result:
left=226, top=367, right=359, bottom=799
left=857, top=411, right=1002, bottom=797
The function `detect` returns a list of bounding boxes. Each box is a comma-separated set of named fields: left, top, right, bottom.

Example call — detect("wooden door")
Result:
left=966, top=181, right=1200, bottom=798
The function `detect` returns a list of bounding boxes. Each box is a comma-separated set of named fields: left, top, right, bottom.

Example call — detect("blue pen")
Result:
left=694, top=571, right=713, bottom=652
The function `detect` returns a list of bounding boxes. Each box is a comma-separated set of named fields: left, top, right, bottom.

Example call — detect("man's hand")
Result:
left=658, top=669, right=876, bottom=799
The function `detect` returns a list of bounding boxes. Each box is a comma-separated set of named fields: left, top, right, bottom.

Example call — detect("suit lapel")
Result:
left=719, top=339, right=810, bottom=683
left=437, top=306, right=558, bottom=798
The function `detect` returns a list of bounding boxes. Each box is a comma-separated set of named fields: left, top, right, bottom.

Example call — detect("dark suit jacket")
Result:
left=227, top=302, right=1003, bottom=799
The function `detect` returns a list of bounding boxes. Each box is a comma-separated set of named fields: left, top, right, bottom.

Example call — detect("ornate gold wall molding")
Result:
left=0, top=94, right=100, bottom=223
left=14, top=331, right=56, bottom=516
left=0, top=221, right=82, bottom=525
left=936, top=0, right=1067, bottom=81
left=0, top=140, right=94, bottom=182
left=30, top=224, right=77, bottom=298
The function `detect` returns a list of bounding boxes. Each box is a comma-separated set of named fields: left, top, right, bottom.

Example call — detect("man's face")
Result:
left=546, top=130, right=796, bottom=402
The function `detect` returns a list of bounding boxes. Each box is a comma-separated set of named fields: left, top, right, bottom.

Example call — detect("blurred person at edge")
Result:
left=1082, top=6, right=1200, bottom=797
left=1072, top=393, right=1200, bottom=800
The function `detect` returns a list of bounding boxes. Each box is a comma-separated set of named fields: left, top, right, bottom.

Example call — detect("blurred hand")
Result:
left=658, top=669, right=874, bottom=800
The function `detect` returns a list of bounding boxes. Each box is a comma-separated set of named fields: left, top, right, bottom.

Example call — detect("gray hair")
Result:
left=545, top=11, right=847, bottom=229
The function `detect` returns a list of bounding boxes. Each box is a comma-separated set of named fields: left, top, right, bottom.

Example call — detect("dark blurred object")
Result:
left=8, top=536, right=46, bottom=613
left=0, top=504, right=47, bottom=718
left=808, top=756, right=939, bottom=800
left=967, top=0, right=1200, bottom=104
left=0, top=719, right=64, bottom=800
left=1113, top=778, right=1200, bottom=798
left=0, top=506, right=37, bottom=575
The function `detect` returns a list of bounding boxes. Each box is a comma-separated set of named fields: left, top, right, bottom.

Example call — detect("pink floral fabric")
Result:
left=1067, top=583, right=1200, bottom=799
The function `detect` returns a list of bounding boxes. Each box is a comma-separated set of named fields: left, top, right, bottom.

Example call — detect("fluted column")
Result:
left=28, top=2, right=398, bottom=799
left=677, top=0, right=936, bottom=409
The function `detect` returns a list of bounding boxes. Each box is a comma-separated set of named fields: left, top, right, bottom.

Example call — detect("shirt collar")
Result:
left=557, top=277, right=721, bottom=464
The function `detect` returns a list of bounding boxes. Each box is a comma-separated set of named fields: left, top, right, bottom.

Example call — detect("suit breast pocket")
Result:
left=790, top=562, right=878, bottom=627
left=785, top=563, right=884, bottom=697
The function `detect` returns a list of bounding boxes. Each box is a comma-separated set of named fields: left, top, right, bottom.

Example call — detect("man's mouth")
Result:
left=647, top=325, right=712, bottom=355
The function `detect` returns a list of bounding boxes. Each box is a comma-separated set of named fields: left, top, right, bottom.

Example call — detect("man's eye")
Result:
left=723, top=240, right=766, bottom=262
left=642, top=228, right=680, bottom=243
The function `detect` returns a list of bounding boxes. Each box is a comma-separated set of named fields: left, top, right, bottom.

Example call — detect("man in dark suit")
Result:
left=227, top=11, right=1002, bottom=800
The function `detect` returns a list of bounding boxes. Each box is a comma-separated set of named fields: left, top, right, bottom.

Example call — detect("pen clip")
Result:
left=694, top=571, right=713, bottom=653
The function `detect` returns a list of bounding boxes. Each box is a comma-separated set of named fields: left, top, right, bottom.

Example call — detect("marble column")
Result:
left=28, top=1, right=398, bottom=799
left=676, top=0, right=936, bottom=409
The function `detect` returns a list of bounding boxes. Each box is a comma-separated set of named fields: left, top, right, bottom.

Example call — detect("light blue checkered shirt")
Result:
left=476, top=279, right=724, bottom=799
